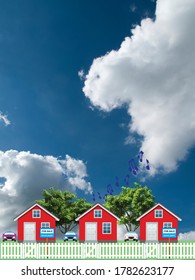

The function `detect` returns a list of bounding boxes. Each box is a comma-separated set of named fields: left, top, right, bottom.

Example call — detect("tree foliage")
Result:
left=104, top=182, right=155, bottom=231
left=36, top=187, right=92, bottom=233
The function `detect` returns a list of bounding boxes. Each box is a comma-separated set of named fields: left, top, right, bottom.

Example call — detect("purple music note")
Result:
left=92, top=192, right=96, bottom=202
left=107, top=184, right=114, bottom=195
left=138, top=151, right=144, bottom=162
left=124, top=174, right=130, bottom=186
left=97, top=192, right=102, bottom=200
left=103, top=194, right=108, bottom=201
left=146, top=159, right=150, bottom=170
left=129, top=159, right=139, bottom=175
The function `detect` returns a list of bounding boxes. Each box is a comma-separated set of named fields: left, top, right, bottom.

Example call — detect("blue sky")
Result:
left=0, top=0, right=195, bottom=239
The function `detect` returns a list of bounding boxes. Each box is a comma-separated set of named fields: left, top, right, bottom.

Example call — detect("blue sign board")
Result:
left=162, top=228, right=176, bottom=238
left=40, top=228, right=55, bottom=238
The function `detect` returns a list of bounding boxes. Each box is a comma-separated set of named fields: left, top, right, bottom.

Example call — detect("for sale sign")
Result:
left=40, top=228, right=55, bottom=238
left=162, top=228, right=176, bottom=238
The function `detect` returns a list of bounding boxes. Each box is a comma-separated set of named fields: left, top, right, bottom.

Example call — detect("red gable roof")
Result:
left=136, top=203, right=182, bottom=221
left=13, top=203, right=60, bottom=221
left=75, top=203, right=121, bottom=221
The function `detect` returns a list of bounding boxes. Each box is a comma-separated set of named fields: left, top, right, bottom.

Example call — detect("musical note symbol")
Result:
left=138, top=151, right=144, bottom=162
left=103, top=194, right=108, bottom=201
left=97, top=192, right=102, bottom=200
left=124, top=174, right=130, bottom=186
left=92, top=192, right=96, bottom=202
left=128, top=159, right=139, bottom=175
left=107, top=184, right=114, bottom=195
left=146, top=159, right=150, bottom=170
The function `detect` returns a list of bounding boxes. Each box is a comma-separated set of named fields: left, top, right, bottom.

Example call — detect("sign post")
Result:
left=162, top=228, right=176, bottom=259
left=40, top=228, right=55, bottom=259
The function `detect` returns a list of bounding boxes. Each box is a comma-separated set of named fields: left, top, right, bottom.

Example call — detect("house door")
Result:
left=146, top=222, right=158, bottom=241
left=24, top=222, right=36, bottom=241
left=85, top=222, right=97, bottom=241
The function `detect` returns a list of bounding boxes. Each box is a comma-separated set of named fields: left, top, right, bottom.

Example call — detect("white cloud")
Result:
left=82, top=0, right=195, bottom=175
left=130, top=4, right=136, bottom=13
left=0, top=150, right=92, bottom=232
left=0, top=112, right=11, bottom=126
left=178, top=231, right=195, bottom=241
left=78, top=69, right=86, bottom=81
left=124, top=135, right=136, bottom=145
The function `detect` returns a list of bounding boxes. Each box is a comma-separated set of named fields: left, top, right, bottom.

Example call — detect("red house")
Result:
left=136, top=203, right=182, bottom=242
left=75, top=203, right=120, bottom=242
left=14, top=203, right=59, bottom=242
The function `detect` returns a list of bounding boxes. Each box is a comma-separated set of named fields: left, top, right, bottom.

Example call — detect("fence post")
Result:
left=142, top=243, right=145, bottom=259
left=81, top=243, right=85, bottom=259
left=157, top=242, right=159, bottom=259
left=96, top=243, right=100, bottom=259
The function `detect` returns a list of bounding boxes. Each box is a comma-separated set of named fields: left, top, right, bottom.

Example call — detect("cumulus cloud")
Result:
left=0, top=150, right=92, bottom=232
left=178, top=231, right=195, bottom=241
left=82, top=0, right=195, bottom=175
left=0, top=112, right=11, bottom=126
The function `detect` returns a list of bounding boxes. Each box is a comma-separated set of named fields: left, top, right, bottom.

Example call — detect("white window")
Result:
left=41, top=222, right=50, bottom=228
left=155, top=209, right=163, bottom=218
left=102, top=222, right=111, bottom=234
left=94, top=209, right=102, bottom=218
left=163, top=222, right=172, bottom=228
left=32, top=209, right=41, bottom=218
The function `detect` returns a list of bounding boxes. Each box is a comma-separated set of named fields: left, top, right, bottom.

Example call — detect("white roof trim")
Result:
left=75, top=203, right=121, bottom=221
left=14, top=203, right=60, bottom=221
left=136, top=203, right=182, bottom=221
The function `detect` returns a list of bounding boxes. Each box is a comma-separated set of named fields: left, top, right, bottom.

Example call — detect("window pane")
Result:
left=155, top=210, right=162, bottom=217
left=33, top=210, right=40, bottom=218
left=42, top=222, right=50, bottom=228
left=94, top=210, right=102, bottom=218
left=164, top=222, right=172, bottom=228
left=103, top=223, right=111, bottom=234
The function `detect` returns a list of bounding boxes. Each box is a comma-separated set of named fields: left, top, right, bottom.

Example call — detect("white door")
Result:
left=146, top=222, right=158, bottom=241
left=85, top=222, right=97, bottom=241
left=24, top=222, right=36, bottom=241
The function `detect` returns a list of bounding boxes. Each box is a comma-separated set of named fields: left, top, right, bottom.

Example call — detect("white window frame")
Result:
left=155, top=209, right=163, bottom=218
left=163, top=222, right=172, bottom=228
left=94, top=209, right=102, bottom=218
left=102, top=222, right=112, bottom=234
left=32, top=209, right=41, bottom=218
left=41, top=222, right=50, bottom=228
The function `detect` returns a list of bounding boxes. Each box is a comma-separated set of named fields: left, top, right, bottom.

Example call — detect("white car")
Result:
left=124, top=232, right=138, bottom=242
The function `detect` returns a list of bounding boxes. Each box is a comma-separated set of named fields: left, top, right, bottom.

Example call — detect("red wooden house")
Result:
left=136, top=203, right=182, bottom=242
left=14, top=203, right=59, bottom=242
left=75, top=203, right=120, bottom=242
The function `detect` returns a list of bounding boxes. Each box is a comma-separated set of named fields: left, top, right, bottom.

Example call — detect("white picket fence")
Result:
left=0, top=242, right=195, bottom=259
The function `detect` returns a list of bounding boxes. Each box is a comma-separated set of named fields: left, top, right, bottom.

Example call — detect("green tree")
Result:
left=36, top=187, right=92, bottom=233
left=104, top=182, right=155, bottom=231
